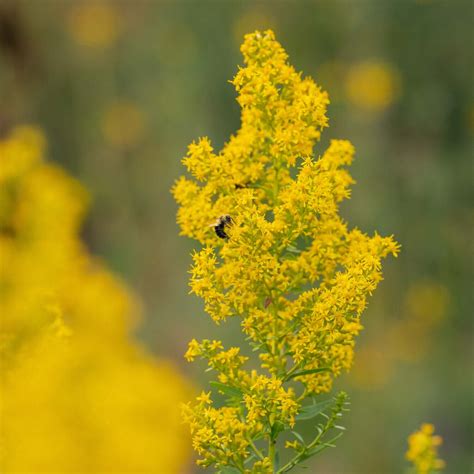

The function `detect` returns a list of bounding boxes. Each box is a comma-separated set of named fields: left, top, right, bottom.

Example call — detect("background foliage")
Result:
left=0, top=1, right=472, bottom=472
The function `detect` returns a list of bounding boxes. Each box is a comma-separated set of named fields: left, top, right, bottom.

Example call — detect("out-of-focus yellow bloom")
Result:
left=0, top=126, right=190, bottom=472
left=406, top=423, right=445, bottom=473
left=101, top=99, right=146, bottom=149
left=345, top=60, right=400, bottom=111
left=67, top=2, right=121, bottom=49
left=173, top=30, right=399, bottom=471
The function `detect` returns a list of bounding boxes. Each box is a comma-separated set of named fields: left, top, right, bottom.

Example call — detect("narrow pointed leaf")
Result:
left=305, top=443, right=329, bottom=457
left=210, top=381, right=243, bottom=399
left=287, top=367, right=331, bottom=381
left=291, top=430, right=305, bottom=444
left=295, top=399, right=334, bottom=421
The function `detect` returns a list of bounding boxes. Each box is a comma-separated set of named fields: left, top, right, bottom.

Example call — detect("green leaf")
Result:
left=286, top=367, right=331, bottom=381
left=295, top=399, right=334, bottom=421
left=286, top=245, right=302, bottom=254
left=271, top=420, right=286, bottom=439
left=210, top=381, right=243, bottom=399
left=291, top=430, right=305, bottom=444
left=304, top=443, right=328, bottom=457
left=244, top=454, right=257, bottom=465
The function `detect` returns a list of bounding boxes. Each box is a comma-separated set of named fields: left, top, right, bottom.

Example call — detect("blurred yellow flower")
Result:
left=67, top=2, right=122, bottom=49
left=345, top=60, right=401, bottom=111
left=0, top=126, right=190, bottom=472
left=406, top=423, right=445, bottom=473
left=101, top=99, right=146, bottom=149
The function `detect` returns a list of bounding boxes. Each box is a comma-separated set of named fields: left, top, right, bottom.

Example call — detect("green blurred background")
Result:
left=1, top=0, right=472, bottom=472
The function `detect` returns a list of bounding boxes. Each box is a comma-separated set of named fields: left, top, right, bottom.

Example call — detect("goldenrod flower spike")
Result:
left=173, top=30, right=399, bottom=473
left=406, top=423, right=445, bottom=474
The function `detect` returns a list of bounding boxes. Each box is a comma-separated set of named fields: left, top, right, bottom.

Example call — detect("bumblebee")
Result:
left=212, top=215, right=233, bottom=239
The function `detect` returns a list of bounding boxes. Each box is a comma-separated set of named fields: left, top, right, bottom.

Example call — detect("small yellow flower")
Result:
left=196, top=391, right=212, bottom=405
left=185, top=338, right=201, bottom=361
left=285, top=440, right=300, bottom=450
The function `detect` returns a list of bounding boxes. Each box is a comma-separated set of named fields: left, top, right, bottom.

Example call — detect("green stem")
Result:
left=282, top=362, right=302, bottom=382
left=272, top=160, right=280, bottom=205
left=297, top=388, right=308, bottom=402
left=247, top=437, right=265, bottom=461
left=276, top=409, right=342, bottom=473
left=277, top=432, right=343, bottom=473
left=268, top=437, right=276, bottom=472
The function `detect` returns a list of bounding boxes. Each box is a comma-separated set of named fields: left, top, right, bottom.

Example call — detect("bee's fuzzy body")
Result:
left=213, top=215, right=232, bottom=240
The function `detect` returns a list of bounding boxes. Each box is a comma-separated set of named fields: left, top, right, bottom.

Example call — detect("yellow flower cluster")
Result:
left=406, top=423, right=445, bottom=473
left=173, top=30, right=399, bottom=471
left=184, top=339, right=298, bottom=468
left=0, top=126, right=190, bottom=472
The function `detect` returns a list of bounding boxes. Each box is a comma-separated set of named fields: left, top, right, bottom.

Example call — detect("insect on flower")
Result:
left=211, top=214, right=233, bottom=239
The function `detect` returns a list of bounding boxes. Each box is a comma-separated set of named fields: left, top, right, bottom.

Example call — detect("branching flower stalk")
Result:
left=173, top=30, right=399, bottom=473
